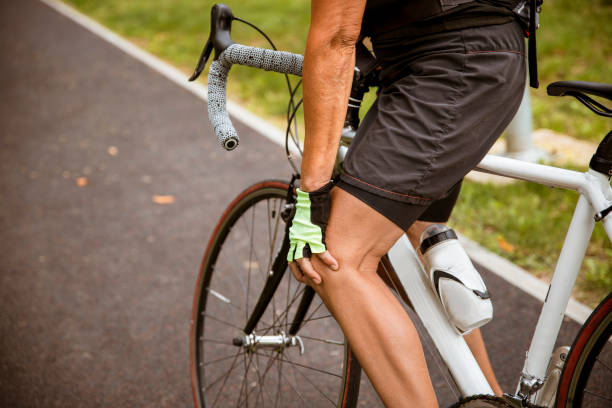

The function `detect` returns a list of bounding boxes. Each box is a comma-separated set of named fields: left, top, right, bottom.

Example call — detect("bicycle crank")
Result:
left=233, top=331, right=305, bottom=355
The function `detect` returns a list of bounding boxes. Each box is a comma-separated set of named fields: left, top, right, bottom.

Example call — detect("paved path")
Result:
left=0, top=1, right=586, bottom=407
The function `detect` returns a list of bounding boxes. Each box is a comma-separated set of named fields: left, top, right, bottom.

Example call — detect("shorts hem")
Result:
left=339, top=172, right=434, bottom=206
left=335, top=180, right=427, bottom=231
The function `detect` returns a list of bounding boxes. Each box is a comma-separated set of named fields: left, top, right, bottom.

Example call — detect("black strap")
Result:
left=432, top=270, right=491, bottom=300
left=355, top=41, right=379, bottom=78
left=528, top=0, right=538, bottom=88
left=420, top=229, right=458, bottom=254
left=594, top=204, right=612, bottom=222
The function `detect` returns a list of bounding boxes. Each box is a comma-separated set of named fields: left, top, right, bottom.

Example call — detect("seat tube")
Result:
left=517, top=194, right=595, bottom=396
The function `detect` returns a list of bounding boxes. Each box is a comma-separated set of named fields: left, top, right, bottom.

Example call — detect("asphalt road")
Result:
left=0, top=1, right=587, bottom=407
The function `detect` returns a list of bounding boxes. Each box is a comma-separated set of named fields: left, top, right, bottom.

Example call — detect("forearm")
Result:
left=300, top=1, right=365, bottom=192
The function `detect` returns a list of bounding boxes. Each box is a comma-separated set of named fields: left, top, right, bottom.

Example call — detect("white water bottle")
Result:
left=420, top=224, right=493, bottom=334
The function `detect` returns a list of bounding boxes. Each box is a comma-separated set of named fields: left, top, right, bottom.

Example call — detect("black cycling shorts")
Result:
left=336, top=21, right=526, bottom=231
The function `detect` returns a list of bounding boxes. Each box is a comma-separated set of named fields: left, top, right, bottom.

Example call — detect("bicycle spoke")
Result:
left=595, top=356, right=612, bottom=373
left=200, top=337, right=234, bottom=346
left=258, top=313, right=335, bottom=335
left=256, top=286, right=306, bottom=334
left=213, top=243, right=248, bottom=305
left=302, top=314, right=332, bottom=323
left=274, top=352, right=283, bottom=408
left=262, top=200, right=278, bottom=330
left=285, top=270, right=292, bottom=334
left=203, top=351, right=245, bottom=368
left=201, top=312, right=243, bottom=331
left=269, top=198, right=284, bottom=268
left=209, top=351, right=243, bottom=408
left=584, top=388, right=612, bottom=402
left=295, top=299, right=326, bottom=331
left=241, top=204, right=267, bottom=282
left=266, top=198, right=272, bottom=265
left=289, top=359, right=337, bottom=406
left=299, top=334, right=344, bottom=346
left=253, top=351, right=265, bottom=407
left=245, top=205, right=256, bottom=323
left=236, top=352, right=255, bottom=408
left=204, top=350, right=243, bottom=392
left=278, top=361, right=308, bottom=407
left=214, top=243, right=250, bottom=320
left=206, top=287, right=244, bottom=313
left=277, top=356, right=342, bottom=378
left=242, top=350, right=281, bottom=406
left=256, top=352, right=279, bottom=406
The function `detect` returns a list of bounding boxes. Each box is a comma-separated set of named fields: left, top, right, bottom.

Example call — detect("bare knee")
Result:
left=309, top=234, right=390, bottom=295
left=308, top=187, right=404, bottom=288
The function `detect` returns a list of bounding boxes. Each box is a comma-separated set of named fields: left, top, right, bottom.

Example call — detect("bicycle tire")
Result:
left=555, top=292, right=612, bottom=408
left=190, top=180, right=362, bottom=408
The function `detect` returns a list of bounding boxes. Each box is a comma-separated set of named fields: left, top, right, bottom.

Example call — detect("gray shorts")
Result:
left=337, top=21, right=526, bottom=230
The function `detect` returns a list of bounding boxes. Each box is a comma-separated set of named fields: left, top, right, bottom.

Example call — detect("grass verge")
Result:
left=450, top=177, right=611, bottom=308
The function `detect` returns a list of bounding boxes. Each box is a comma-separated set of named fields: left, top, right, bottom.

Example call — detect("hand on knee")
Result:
left=289, top=251, right=338, bottom=285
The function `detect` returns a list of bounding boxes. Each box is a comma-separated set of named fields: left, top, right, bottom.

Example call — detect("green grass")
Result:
left=63, top=0, right=611, bottom=306
left=450, top=177, right=612, bottom=307
left=531, top=0, right=612, bottom=142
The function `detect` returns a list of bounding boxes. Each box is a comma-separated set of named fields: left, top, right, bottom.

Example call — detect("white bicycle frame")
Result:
left=386, top=153, right=612, bottom=401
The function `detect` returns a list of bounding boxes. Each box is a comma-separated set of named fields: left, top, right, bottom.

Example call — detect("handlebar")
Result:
left=189, top=4, right=303, bottom=150
left=207, top=45, right=303, bottom=150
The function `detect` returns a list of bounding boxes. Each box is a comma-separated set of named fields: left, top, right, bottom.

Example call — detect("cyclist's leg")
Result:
left=338, top=178, right=503, bottom=396
left=308, top=187, right=438, bottom=408
left=407, top=220, right=503, bottom=396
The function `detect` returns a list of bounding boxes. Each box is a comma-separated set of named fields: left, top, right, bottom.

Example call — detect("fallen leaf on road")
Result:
left=107, top=146, right=119, bottom=156
left=153, top=195, right=175, bottom=204
left=497, top=235, right=515, bottom=253
left=242, top=260, right=259, bottom=270
left=76, top=177, right=88, bottom=187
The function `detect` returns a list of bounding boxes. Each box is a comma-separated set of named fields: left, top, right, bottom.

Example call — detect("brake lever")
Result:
left=188, top=3, right=235, bottom=82
left=189, top=39, right=213, bottom=81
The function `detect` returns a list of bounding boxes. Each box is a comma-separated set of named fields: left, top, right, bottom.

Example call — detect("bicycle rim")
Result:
left=190, top=180, right=361, bottom=408
left=556, top=292, right=612, bottom=408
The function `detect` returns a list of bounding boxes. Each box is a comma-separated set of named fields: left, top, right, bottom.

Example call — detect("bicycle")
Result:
left=188, top=4, right=612, bottom=407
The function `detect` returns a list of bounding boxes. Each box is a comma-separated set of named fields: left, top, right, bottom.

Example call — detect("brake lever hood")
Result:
left=189, top=3, right=235, bottom=81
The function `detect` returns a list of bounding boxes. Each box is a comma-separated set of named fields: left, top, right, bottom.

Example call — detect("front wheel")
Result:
left=190, top=180, right=361, bottom=408
left=555, top=292, right=612, bottom=408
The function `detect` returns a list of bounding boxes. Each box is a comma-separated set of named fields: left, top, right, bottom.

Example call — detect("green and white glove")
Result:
left=287, top=181, right=333, bottom=262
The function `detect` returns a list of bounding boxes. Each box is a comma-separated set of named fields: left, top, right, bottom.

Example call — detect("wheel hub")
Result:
left=232, top=331, right=305, bottom=354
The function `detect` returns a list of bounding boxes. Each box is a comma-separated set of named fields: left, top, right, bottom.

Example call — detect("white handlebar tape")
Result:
left=207, top=44, right=304, bottom=150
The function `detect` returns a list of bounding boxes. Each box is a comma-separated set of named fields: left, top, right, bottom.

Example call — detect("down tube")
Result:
left=387, top=235, right=493, bottom=397
left=519, top=195, right=595, bottom=393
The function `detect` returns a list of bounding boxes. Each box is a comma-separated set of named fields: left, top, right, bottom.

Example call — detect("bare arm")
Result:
left=288, top=0, right=366, bottom=285
left=300, top=0, right=366, bottom=192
